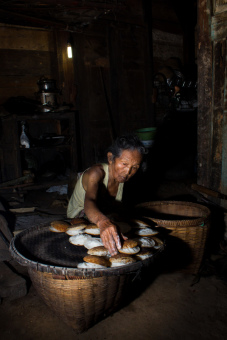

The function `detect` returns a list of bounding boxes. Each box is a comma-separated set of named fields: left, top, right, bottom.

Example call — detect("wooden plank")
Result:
left=1, top=148, right=21, bottom=181
left=90, top=120, right=114, bottom=128
left=70, top=17, right=153, bottom=169
left=73, top=34, right=93, bottom=169
left=108, top=26, right=122, bottom=137
left=88, top=67, right=111, bottom=120
left=213, top=40, right=226, bottom=107
left=0, top=26, right=55, bottom=51
left=211, top=11, right=227, bottom=41
left=214, top=0, right=227, bottom=14
left=211, top=107, right=223, bottom=190
left=90, top=126, right=113, bottom=162
left=197, top=0, right=213, bottom=188
left=83, top=35, right=108, bottom=65
left=54, top=30, right=77, bottom=107
left=9, top=207, right=36, bottom=213
left=0, top=75, right=45, bottom=89
left=191, top=183, right=227, bottom=199
left=210, top=40, right=226, bottom=190
left=221, top=109, right=227, bottom=197
left=0, top=50, right=57, bottom=76
left=0, top=116, right=18, bottom=145
left=0, top=86, right=38, bottom=105
left=0, top=47, right=58, bottom=104
left=0, top=116, right=22, bottom=181
left=123, top=70, right=147, bottom=118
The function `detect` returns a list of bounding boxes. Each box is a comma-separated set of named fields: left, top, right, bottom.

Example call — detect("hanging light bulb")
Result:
left=67, top=41, right=73, bottom=58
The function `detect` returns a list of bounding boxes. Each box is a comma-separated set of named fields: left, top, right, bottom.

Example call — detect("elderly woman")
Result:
left=67, top=133, right=147, bottom=256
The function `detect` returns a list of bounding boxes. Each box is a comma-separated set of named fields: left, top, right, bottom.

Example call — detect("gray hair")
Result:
left=107, top=133, right=148, bottom=161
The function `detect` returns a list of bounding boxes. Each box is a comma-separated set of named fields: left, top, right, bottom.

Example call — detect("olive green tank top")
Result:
left=67, top=163, right=124, bottom=218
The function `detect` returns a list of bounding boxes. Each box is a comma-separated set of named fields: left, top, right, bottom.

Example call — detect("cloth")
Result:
left=67, top=163, right=124, bottom=218
left=46, top=184, right=68, bottom=195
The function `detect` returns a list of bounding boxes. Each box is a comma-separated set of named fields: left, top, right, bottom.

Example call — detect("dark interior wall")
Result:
left=197, top=0, right=227, bottom=201
left=0, top=11, right=155, bottom=172
left=0, top=0, right=188, bottom=178
left=0, top=25, right=57, bottom=105
left=0, top=25, right=77, bottom=107
left=74, top=21, right=154, bottom=169
left=54, top=30, right=77, bottom=107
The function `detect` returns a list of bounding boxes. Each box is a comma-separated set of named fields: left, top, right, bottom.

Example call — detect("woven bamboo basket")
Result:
left=10, top=223, right=164, bottom=333
left=28, top=269, right=134, bottom=333
left=136, top=201, right=211, bottom=274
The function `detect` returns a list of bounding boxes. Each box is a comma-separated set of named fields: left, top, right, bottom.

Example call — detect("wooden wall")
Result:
left=152, top=29, right=183, bottom=73
left=0, top=25, right=76, bottom=107
left=0, top=25, right=57, bottom=105
left=0, top=0, right=185, bottom=175
left=74, top=21, right=154, bottom=169
left=0, top=21, right=154, bottom=174
left=197, top=0, right=227, bottom=206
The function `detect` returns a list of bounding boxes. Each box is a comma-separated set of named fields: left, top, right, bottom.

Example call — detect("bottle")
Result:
left=20, top=121, right=30, bottom=148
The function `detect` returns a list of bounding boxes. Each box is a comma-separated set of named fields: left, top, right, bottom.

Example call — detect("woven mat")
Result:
left=15, top=214, right=65, bottom=231
left=14, top=226, right=86, bottom=267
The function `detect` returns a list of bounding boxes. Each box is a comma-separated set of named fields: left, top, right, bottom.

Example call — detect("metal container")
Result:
left=38, top=105, right=53, bottom=113
left=39, top=92, right=57, bottom=106
left=37, top=78, right=57, bottom=92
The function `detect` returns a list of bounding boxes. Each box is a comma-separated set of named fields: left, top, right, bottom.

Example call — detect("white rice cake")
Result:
left=49, top=226, right=63, bottom=233
left=66, top=228, right=85, bottom=236
left=135, top=227, right=158, bottom=236
left=119, top=246, right=140, bottom=255
left=85, top=227, right=100, bottom=235
left=77, top=262, right=106, bottom=269
left=133, top=237, right=155, bottom=248
left=84, top=237, right=103, bottom=249
left=69, top=234, right=92, bottom=246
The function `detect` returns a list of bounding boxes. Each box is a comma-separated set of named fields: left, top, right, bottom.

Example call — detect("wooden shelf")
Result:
left=19, top=144, right=72, bottom=150
left=0, top=112, right=78, bottom=182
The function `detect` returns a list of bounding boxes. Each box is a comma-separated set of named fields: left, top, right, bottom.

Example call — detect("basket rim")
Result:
left=9, top=224, right=165, bottom=278
left=135, top=200, right=211, bottom=227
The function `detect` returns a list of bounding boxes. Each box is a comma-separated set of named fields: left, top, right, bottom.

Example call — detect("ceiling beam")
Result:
left=0, top=8, right=66, bottom=28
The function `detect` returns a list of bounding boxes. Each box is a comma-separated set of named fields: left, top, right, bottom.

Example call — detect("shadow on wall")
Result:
left=0, top=197, right=16, bottom=233
left=148, top=110, right=197, bottom=183
left=123, top=110, right=197, bottom=205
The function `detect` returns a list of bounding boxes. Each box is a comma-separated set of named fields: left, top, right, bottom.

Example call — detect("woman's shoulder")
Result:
left=83, top=163, right=106, bottom=182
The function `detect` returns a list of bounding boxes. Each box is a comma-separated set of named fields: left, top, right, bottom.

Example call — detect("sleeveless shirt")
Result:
left=67, top=163, right=124, bottom=218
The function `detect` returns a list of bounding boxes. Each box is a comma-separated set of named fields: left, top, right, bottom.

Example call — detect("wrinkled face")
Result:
left=108, top=149, right=143, bottom=183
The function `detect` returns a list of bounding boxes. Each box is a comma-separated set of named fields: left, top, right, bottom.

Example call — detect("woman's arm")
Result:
left=83, top=165, right=122, bottom=256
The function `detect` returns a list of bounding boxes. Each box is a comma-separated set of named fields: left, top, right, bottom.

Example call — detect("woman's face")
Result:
left=108, top=149, right=143, bottom=183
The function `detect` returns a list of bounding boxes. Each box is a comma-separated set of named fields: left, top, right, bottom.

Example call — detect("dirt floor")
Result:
left=1, top=179, right=227, bottom=340
left=1, top=268, right=227, bottom=340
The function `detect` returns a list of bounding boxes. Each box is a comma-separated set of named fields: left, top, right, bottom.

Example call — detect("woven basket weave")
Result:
left=29, top=269, right=133, bottom=333
left=136, top=201, right=211, bottom=274
left=10, top=224, right=164, bottom=333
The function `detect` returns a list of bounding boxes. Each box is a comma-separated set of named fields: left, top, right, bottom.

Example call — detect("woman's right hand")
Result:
left=98, top=219, right=122, bottom=256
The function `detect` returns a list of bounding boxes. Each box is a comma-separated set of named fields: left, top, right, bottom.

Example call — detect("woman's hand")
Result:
left=98, top=219, right=123, bottom=256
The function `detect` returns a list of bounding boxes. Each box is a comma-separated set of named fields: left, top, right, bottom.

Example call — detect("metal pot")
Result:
left=37, top=78, right=57, bottom=92
left=39, top=92, right=57, bottom=106
left=37, top=105, right=53, bottom=113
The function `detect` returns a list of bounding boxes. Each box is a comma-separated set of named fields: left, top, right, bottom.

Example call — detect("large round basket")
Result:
left=10, top=223, right=164, bottom=333
left=135, top=201, right=211, bottom=274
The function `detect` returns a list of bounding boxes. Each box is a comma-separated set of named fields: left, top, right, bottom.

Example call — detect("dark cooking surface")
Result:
left=10, top=223, right=165, bottom=277
left=14, top=226, right=87, bottom=267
